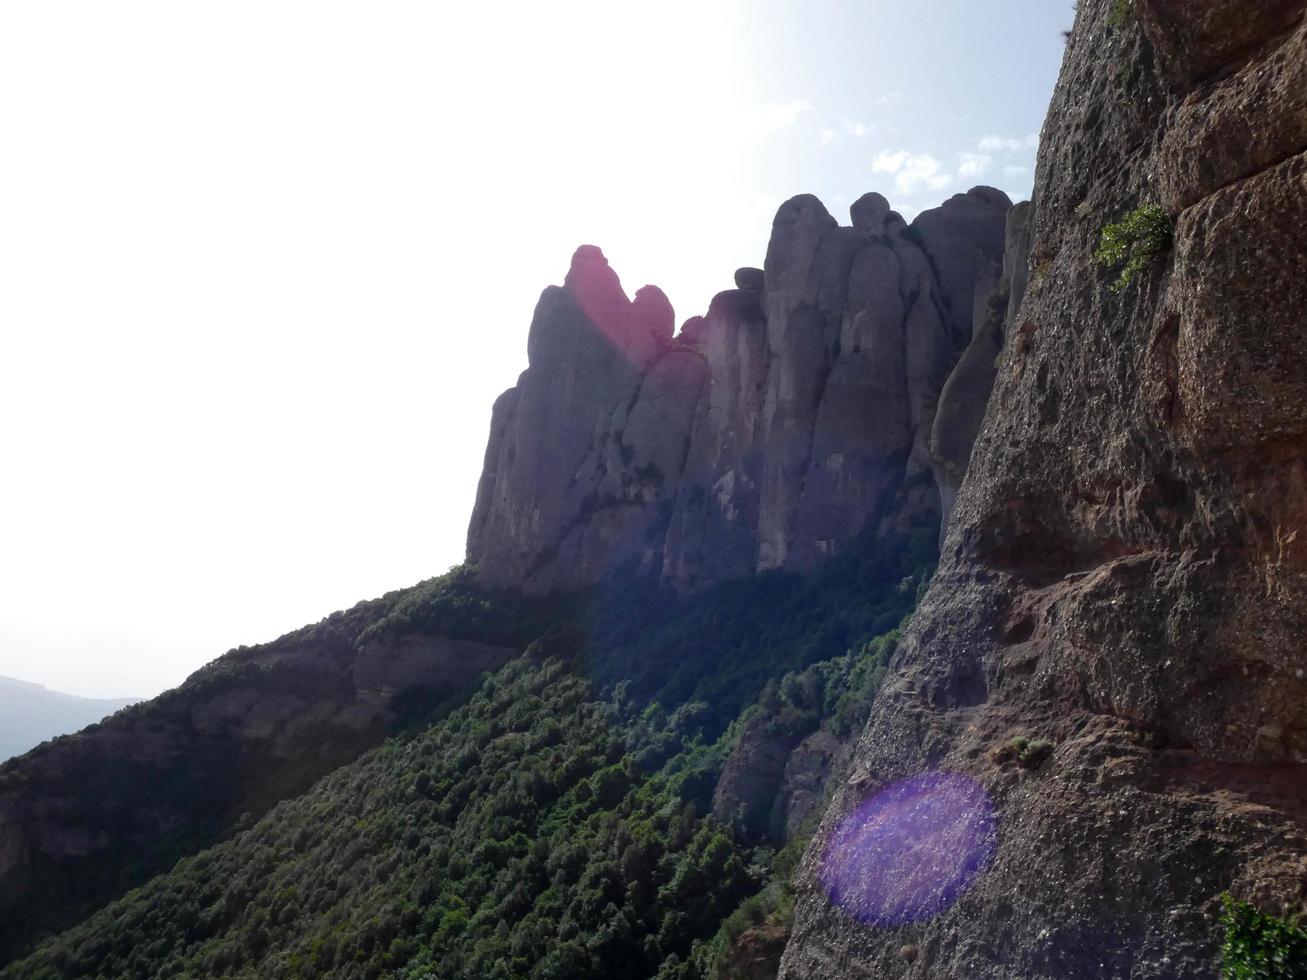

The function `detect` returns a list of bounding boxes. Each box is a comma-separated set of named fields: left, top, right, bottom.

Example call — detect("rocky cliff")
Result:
left=779, top=0, right=1307, bottom=977
left=469, top=187, right=1024, bottom=593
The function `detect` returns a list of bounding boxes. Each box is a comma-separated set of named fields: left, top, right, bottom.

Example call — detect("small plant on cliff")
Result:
left=1221, top=895, right=1307, bottom=979
left=1030, top=251, right=1054, bottom=285
left=1094, top=204, right=1172, bottom=292
left=1107, top=0, right=1133, bottom=30
left=990, top=735, right=1055, bottom=770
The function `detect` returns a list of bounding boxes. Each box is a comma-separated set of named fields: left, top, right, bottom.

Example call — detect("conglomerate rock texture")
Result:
left=779, top=1, right=1307, bottom=977
left=468, top=189, right=1020, bottom=593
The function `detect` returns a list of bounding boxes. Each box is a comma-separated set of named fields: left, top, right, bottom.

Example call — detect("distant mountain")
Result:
left=0, top=675, right=138, bottom=762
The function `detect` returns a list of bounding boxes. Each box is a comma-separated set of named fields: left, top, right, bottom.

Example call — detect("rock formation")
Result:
left=713, top=709, right=858, bottom=846
left=779, top=0, right=1307, bottom=976
left=469, top=188, right=1017, bottom=593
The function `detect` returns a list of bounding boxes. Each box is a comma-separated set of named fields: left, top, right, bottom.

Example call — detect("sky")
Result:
left=0, top=1, right=1074, bottom=699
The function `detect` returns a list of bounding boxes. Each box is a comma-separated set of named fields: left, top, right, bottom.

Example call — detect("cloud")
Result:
left=871, top=132, right=1035, bottom=201
left=957, top=151, right=992, bottom=179
left=753, top=98, right=812, bottom=132
left=820, top=128, right=838, bottom=147
left=873, top=150, right=953, bottom=195
left=978, top=133, right=1039, bottom=153
left=872, top=150, right=909, bottom=173
left=877, top=89, right=904, bottom=105
left=843, top=117, right=873, bottom=139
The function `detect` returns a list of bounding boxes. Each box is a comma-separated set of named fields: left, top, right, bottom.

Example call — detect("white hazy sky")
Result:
left=0, top=1, right=1073, bottom=699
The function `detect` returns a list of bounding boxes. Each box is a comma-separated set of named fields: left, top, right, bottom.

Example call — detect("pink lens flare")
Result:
left=821, top=771, right=997, bottom=927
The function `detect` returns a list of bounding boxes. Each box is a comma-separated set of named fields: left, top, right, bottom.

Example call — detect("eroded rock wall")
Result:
left=780, top=1, right=1307, bottom=977
left=469, top=189, right=1015, bottom=593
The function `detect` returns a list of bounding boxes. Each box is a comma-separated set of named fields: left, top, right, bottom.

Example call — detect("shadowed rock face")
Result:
left=468, top=189, right=1014, bottom=593
left=780, top=1, right=1307, bottom=977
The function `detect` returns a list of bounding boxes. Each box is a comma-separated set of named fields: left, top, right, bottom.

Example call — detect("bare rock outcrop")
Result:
left=776, top=729, right=852, bottom=843
left=779, top=1, right=1307, bottom=977
left=469, top=189, right=1015, bottom=593
left=712, top=712, right=811, bottom=841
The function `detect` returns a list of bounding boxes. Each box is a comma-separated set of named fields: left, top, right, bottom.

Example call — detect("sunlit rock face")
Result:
left=780, top=1, right=1307, bottom=977
left=468, top=189, right=1013, bottom=593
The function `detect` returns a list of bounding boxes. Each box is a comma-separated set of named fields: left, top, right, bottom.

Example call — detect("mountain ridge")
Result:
left=0, top=675, right=138, bottom=764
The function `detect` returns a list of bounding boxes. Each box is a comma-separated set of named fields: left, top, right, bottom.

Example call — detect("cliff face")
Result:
left=468, top=188, right=1021, bottom=593
left=780, top=1, right=1307, bottom=977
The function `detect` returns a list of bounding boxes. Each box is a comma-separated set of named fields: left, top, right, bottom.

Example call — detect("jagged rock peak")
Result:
left=849, top=190, right=891, bottom=230
left=470, top=187, right=1020, bottom=593
left=630, top=284, right=675, bottom=346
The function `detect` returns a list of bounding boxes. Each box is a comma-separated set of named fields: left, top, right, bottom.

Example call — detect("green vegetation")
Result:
left=355, top=566, right=577, bottom=649
left=1221, top=895, right=1307, bottom=979
left=1107, top=0, right=1133, bottom=30
left=990, top=735, right=1055, bottom=770
left=1093, top=204, right=1172, bottom=292
left=684, top=829, right=813, bottom=978
left=0, top=567, right=575, bottom=966
left=3, top=526, right=931, bottom=979
left=2, top=659, right=757, bottom=980
left=585, top=526, right=934, bottom=739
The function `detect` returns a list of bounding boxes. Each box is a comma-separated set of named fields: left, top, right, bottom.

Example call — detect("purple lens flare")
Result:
left=821, top=771, right=997, bottom=927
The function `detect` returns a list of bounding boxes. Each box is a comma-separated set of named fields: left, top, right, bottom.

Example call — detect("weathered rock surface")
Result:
left=776, top=728, right=852, bottom=842
left=470, top=190, right=1016, bottom=593
left=713, top=709, right=858, bottom=847
left=712, top=712, right=810, bottom=841
left=780, top=1, right=1307, bottom=977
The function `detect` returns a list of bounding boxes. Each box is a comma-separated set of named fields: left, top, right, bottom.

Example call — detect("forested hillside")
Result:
left=2, top=525, right=933, bottom=980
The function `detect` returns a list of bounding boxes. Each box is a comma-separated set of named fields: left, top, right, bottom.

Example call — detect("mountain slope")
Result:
left=2, top=527, right=930, bottom=980
left=1, top=656, right=758, bottom=980
left=779, top=1, right=1307, bottom=977
left=0, top=572, right=568, bottom=964
left=0, top=677, right=137, bottom=763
